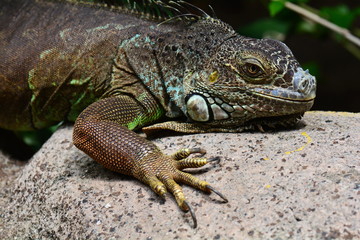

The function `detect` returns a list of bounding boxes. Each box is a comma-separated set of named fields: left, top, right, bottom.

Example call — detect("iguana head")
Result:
left=183, top=36, right=316, bottom=131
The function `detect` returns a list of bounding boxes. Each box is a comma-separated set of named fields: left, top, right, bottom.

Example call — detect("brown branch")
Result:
left=284, top=1, right=360, bottom=48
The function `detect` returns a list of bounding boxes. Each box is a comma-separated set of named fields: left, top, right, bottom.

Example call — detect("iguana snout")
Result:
left=293, top=68, right=316, bottom=100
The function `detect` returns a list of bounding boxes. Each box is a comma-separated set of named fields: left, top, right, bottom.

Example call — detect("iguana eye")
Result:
left=243, top=63, right=263, bottom=78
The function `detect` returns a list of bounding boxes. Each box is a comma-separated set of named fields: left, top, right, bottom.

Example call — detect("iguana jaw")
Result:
left=252, top=91, right=315, bottom=103
left=250, top=89, right=315, bottom=104
left=184, top=88, right=314, bottom=126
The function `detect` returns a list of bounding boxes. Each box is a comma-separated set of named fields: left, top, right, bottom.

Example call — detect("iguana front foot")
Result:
left=73, top=97, right=227, bottom=228
left=137, top=148, right=228, bottom=228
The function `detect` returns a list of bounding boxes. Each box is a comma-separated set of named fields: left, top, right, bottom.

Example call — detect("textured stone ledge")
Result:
left=0, top=111, right=359, bottom=239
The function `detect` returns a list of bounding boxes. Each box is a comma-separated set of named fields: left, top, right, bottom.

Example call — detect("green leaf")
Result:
left=320, top=5, right=355, bottom=29
left=355, top=7, right=360, bottom=16
left=15, top=124, right=60, bottom=151
left=302, top=62, right=321, bottom=82
left=297, top=19, right=318, bottom=34
left=268, top=0, right=286, bottom=17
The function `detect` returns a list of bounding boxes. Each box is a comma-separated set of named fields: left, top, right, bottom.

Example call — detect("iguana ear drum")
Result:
left=186, top=94, right=233, bottom=122
left=186, top=94, right=210, bottom=122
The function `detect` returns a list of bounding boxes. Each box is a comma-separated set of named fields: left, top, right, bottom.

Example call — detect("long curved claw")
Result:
left=256, top=124, right=265, bottom=133
left=183, top=200, right=197, bottom=228
left=206, top=185, right=228, bottom=203
left=207, top=156, right=221, bottom=163
left=176, top=155, right=221, bottom=170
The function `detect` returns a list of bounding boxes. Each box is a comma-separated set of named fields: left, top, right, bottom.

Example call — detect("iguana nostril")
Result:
left=300, top=79, right=309, bottom=92
left=293, top=68, right=316, bottom=99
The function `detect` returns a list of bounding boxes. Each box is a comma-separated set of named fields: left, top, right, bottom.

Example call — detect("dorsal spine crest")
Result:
left=60, top=0, right=217, bottom=23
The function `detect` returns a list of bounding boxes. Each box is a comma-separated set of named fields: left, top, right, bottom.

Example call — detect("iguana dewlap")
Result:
left=0, top=0, right=316, bottom=227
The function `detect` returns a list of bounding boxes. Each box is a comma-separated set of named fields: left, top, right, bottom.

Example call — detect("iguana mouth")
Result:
left=252, top=91, right=315, bottom=103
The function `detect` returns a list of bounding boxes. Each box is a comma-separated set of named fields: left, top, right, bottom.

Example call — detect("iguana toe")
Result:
left=138, top=150, right=227, bottom=228
left=170, top=147, right=206, bottom=160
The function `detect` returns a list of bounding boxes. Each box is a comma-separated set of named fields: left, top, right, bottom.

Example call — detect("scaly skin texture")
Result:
left=0, top=0, right=316, bottom=227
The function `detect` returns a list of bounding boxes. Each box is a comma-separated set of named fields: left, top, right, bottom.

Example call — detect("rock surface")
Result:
left=0, top=111, right=359, bottom=239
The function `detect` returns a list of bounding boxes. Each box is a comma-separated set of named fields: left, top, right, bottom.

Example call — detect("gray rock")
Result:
left=0, top=111, right=359, bottom=239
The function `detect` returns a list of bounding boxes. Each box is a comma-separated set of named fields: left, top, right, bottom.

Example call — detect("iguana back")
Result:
left=0, top=0, right=180, bottom=130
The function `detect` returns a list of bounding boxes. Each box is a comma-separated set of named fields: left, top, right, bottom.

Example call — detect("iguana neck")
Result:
left=114, top=18, right=237, bottom=119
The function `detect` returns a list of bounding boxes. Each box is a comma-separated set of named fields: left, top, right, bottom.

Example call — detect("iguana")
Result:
left=0, top=0, right=316, bottom=227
